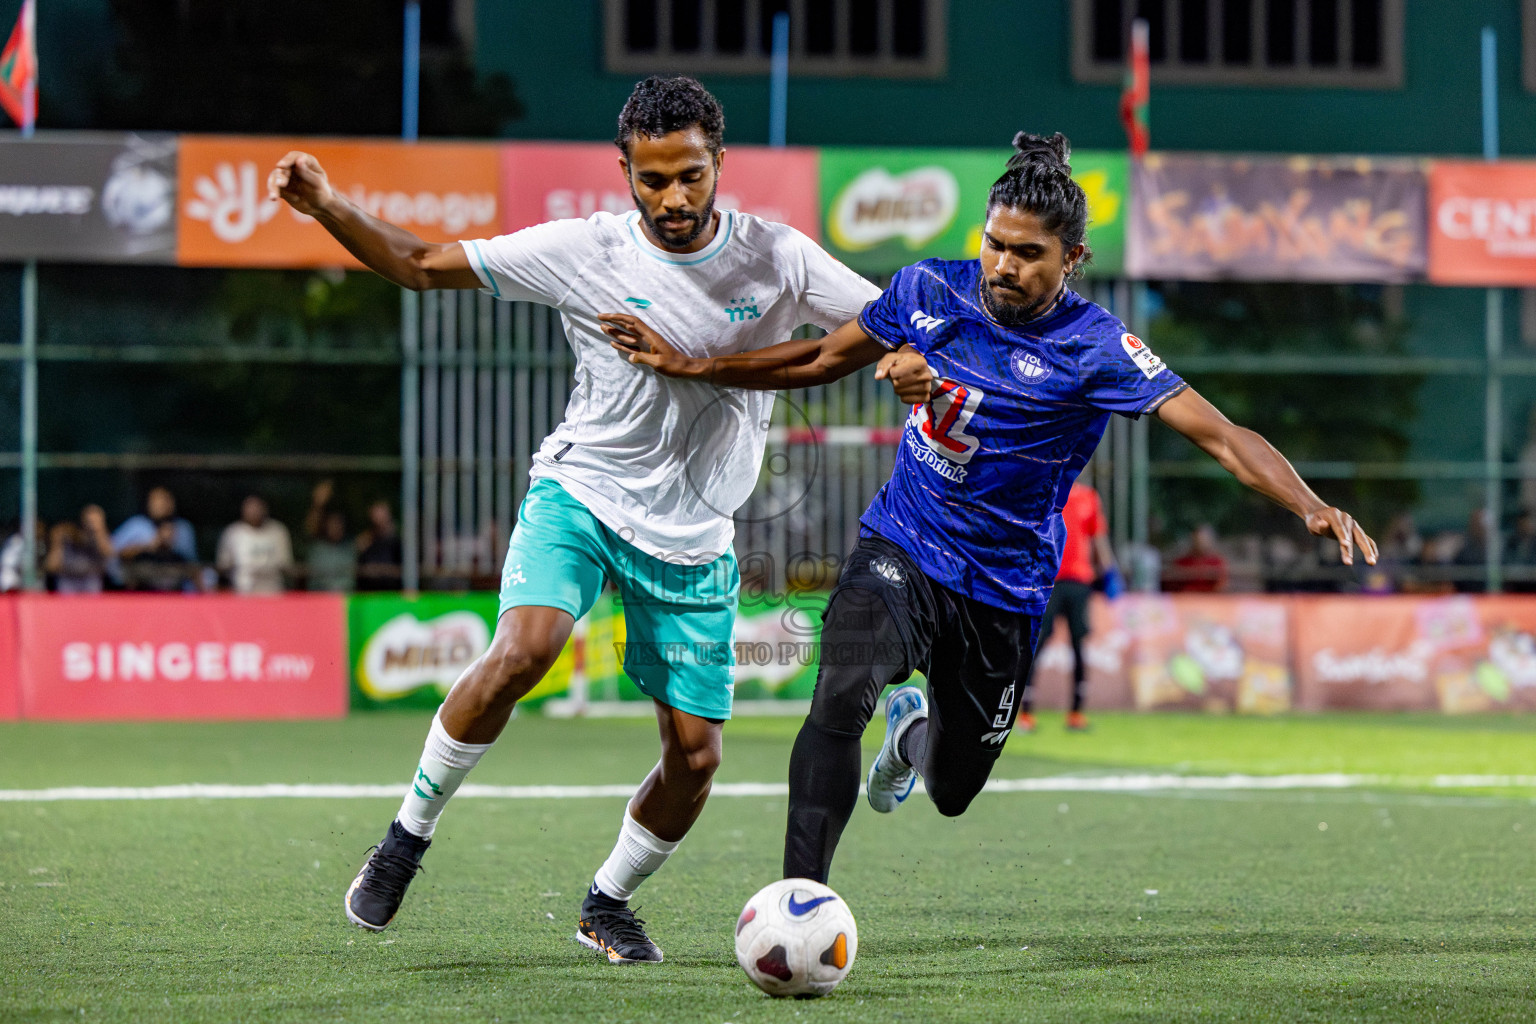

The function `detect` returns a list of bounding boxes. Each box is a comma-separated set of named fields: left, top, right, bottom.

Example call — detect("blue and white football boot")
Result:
left=866, top=685, right=929, bottom=813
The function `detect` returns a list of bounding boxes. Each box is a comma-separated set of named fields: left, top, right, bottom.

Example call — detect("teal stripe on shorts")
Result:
left=499, top=478, right=739, bottom=720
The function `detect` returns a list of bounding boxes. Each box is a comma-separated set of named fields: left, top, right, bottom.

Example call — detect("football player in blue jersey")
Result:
left=600, top=131, right=1378, bottom=884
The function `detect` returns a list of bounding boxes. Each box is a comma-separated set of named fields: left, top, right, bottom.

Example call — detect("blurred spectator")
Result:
left=304, top=479, right=339, bottom=541
left=1519, top=406, right=1536, bottom=513
left=1165, top=523, right=1228, bottom=592
left=112, top=487, right=197, bottom=583
left=1365, top=512, right=1424, bottom=593
left=1505, top=510, right=1536, bottom=593
left=307, top=509, right=357, bottom=592
left=124, top=518, right=202, bottom=592
left=44, top=505, right=113, bottom=593
left=217, top=496, right=293, bottom=594
left=0, top=519, right=45, bottom=591
left=1453, top=507, right=1493, bottom=592
left=356, top=500, right=403, bottom=591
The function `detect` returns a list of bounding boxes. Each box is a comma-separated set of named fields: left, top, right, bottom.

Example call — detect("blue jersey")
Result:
left=857, top=259, right=1187, bottom=613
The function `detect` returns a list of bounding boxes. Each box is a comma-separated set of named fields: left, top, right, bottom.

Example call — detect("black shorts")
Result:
left=1042, top=578, right=1093, bottom=644
left=811, top=533, right=1043, bottom=794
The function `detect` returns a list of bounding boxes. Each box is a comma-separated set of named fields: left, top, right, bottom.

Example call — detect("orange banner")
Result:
left=176, top=136, right=501, bottom=268
left=1427, top=161, right=1536, bottom=286
left=1292, top=594, right=1536, bottom=712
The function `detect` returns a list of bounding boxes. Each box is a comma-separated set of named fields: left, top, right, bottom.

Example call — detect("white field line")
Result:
left=3, top=774, right=1536, bottom=803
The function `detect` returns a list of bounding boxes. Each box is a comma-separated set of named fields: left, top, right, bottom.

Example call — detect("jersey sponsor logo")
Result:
left=1011, top=351, right=1052, bottom=384
left=909, top=309, right=946, bottom=332
left=907, top=380, right=984, bottom=472
left=1121, top=333, right=1167, bottom=380
left=869, top=556, right=907, bottom=588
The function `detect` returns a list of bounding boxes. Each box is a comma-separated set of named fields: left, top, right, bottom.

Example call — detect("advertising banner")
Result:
left=1292, top=595, right=1536, bottom=712
left=0, top=134, right=177, bottom=262
left=1121, top=594, right=1292, bottom=713
left=500, top=142, right=820, bottom=239
left=1027, top=595, right=1135, bottom=712
left=348, top=592, right=573, bottom=709
left=1427, top=161, right=1536, bottom=286
left=176, top=136, right=501, bottom=267
left=1128, top=153, right=1427, bottom=282
left=818, top=148, right=1126, bottom=276
left=0, top=596, right=17, bottom=721
left=17, top=594, right=347, bottom=721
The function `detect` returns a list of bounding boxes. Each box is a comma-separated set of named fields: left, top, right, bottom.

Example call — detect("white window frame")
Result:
left=603, top=0, right=947, bottom=79
left=1071, top=0, right=1404, bottom=89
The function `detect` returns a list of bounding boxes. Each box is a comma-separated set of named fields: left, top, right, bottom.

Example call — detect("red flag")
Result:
left=0, top=0, right=36, bottom=131
left=1119, top=17, right=1149, bottom=160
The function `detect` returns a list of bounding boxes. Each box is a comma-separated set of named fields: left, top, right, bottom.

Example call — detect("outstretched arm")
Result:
left=598, top=312, right=927, bottom=393
left=1155, top=388, right=1378, bottom=566
left=266, top=151, right=481, bottom=291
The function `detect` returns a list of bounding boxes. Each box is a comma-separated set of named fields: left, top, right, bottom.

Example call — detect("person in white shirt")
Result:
left=269, top=75, right=880, bottom=961
left=216, top=495, right=293, bottom=595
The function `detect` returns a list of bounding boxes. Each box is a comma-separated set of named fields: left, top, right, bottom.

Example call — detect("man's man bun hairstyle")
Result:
left=615, top=75, right=726, bottom=156
left=988, top=131, right=1093, bottom=278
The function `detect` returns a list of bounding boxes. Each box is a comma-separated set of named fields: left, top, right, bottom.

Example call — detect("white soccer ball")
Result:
left=734, top=877, right=858, bottom=998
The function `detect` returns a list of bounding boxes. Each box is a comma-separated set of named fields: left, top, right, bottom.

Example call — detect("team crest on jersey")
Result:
left=1010, top=351, right=1052, bottom=384
left=1121, top=333, right=1167, bottom=380
left=869, top=556, right=907, bottom=588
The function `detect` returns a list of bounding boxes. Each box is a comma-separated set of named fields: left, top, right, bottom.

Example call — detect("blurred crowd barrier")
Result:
left=6, top=591, right=1536, bottom=721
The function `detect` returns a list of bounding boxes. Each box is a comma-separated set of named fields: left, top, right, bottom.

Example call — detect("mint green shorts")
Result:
left=499, top=478, right=739, bottom=720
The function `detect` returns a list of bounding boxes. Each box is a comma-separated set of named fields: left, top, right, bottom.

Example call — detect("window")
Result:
left=604, top=0, right=947, bottom=78
left=1073, top=0, right=1403, bottom=88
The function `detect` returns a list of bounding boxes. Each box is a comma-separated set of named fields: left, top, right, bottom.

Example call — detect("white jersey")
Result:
left=463, top=210, right=880, bottom=564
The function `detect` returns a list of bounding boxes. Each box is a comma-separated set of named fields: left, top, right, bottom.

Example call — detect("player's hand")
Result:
left=875, top=345, right=935, bottom=404
left=1304, top=507, right=1378, bottom=567
left=267, top=151, right=336, bottom=218
left=598, top=313, right=705, bottom=379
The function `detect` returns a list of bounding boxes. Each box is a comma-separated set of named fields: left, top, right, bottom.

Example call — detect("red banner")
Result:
left=500, top=142, right=820, bottom=238
left=0, top=596, right=18, bottom=720
left=1292, top=594, right=1536, bottom=712
left=1427, top=161, right=1536, bottom=286
left=17, top=594, right=347, bottom=721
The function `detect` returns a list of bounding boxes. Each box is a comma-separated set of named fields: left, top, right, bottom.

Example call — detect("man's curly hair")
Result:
left=614, top=76, right=725, bottom=156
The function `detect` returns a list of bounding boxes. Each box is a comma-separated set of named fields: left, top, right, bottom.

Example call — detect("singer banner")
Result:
left=1128, top=153, right=1427, bottom=282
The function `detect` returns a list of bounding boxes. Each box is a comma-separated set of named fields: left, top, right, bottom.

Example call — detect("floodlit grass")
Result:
left=3, top=712, right=1534, bottom=1022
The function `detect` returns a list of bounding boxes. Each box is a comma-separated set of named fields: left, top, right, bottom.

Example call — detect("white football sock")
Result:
left=592, top=804, right=681, bottom=902
left=395, top=711, right=492, bottom=840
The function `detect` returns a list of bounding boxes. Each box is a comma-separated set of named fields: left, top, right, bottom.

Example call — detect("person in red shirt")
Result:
left=1166, top=523, right=1228, bottom=593
left=1020, top=480, right=1117, bottom=732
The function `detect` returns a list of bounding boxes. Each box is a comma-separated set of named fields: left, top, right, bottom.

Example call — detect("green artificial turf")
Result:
left=2, top=712, right=1534, bottom=1022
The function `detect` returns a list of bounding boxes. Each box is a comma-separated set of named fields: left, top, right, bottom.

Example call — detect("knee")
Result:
left=684, top=743, right=722, bottom=777
left=664, top=729, right=723, bottom=778
left=926, top=779, right=981, bottom=818
left=473, top=636, right=560, bottom=705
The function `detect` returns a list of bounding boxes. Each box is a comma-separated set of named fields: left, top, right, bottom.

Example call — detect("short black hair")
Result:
left=614, top=76, right=726, bottom=156
left=987, top=132, right=1093, bottom=278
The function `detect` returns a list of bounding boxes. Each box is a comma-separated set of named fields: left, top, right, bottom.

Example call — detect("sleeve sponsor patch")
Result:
left=1121, top=333, right=1166, bottom=380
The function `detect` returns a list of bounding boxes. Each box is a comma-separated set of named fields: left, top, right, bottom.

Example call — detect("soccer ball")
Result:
left=734, top=878, right=858, bottom=998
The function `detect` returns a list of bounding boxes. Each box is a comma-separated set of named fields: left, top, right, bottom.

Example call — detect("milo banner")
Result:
left=347, top=591, right=827, bottom=711
left=1128, top=153, right=1427, bottom=282
left=1292, top=595, right=1536, bottom=713
left=818, top=148, right=1127, bottom=276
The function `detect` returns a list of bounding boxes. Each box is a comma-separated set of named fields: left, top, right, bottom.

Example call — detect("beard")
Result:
left=980, top=279, right=1059, bottom=326
left=632, top=180, right=718, bottom=248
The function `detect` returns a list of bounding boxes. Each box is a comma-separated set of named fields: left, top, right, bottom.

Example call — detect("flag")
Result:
left=1119, top=17, right=1149, bottom=160
left=0, top=0, right=36, bottom=131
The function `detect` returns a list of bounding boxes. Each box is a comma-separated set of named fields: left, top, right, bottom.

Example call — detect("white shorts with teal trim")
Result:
left=499, top=478, right=739, bottom=720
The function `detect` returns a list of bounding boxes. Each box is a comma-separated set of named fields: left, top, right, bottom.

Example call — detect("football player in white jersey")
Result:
left=269, top=76, right=879, bottom=963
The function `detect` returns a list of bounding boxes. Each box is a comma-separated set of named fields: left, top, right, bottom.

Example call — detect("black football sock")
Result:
left=783, top=720, right=862, bottom=884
